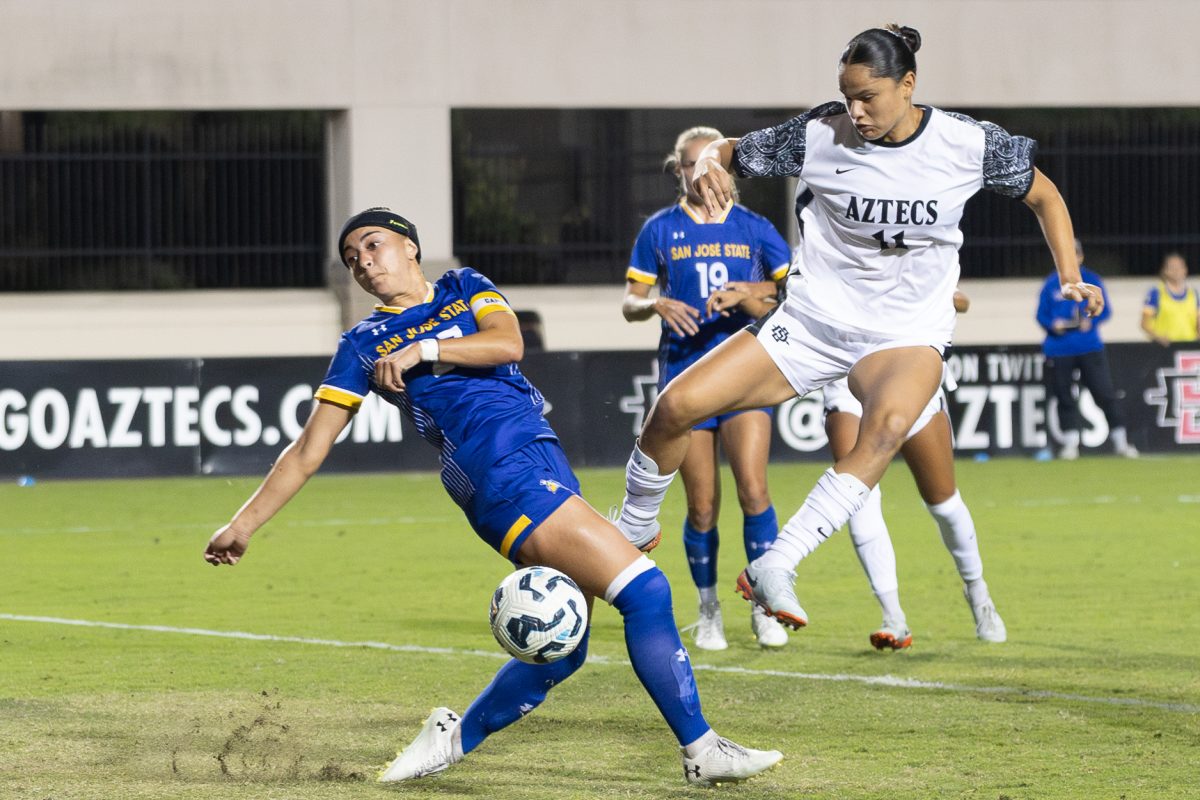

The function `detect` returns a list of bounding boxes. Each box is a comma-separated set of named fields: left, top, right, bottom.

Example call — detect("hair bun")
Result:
left=892, top=24, right=921, bottom=53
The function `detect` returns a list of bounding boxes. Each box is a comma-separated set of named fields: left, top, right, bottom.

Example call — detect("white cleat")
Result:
left=870, top=618, right=913, bottom=651
left=1058, top=442, right=1079, bottom=461
left=735, top=565, right=807, bottom=629
left=378, top=707, right=463, bottom=783
left=608, top=504, right=662, bottom=552
left=1115, top=443, right=1140, bottom=459
left=750, top=604, right=789, bottom=648
left=683, top=601, right=728, bottom=651
left=965, top=588, right=1007, bottom=643
left=682, top=736, right=783, bottom=787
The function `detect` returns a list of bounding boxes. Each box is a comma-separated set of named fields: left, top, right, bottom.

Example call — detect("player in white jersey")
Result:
left=615, top=24, right=1103, bottom=629
left=824, top=290, right=1006, bottom=649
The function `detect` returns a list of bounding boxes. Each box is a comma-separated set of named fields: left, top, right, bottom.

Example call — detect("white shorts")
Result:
left=821, top=376, right=947, bottom=441
left=752, top=304, right=949, bottom=398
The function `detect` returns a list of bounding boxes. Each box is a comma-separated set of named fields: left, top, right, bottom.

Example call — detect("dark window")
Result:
left=453, top=107, right=1200, bottom=283
left=452, top=108, right=796, bottom=285
left=0, top=111, right=327, bottom=291
left=952, top=107, right=1200, bottom=278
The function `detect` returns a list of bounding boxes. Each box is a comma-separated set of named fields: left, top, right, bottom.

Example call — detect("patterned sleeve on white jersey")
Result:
left=942, top=111, right=1039, bottom=198
left=732, top=101, right=846, bottom=178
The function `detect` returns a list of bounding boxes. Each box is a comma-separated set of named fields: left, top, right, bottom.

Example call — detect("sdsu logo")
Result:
left=1143, top=351, right=1200, bottom=444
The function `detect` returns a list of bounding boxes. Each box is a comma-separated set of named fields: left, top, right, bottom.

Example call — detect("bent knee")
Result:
left=859, top=411, right=911, bottom=455
left=650, top=386, right=708, bottom=434
left=686, top=505, right=717, bottom=532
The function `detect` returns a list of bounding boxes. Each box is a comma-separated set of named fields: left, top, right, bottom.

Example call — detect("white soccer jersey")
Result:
left=734, top=103, right=1037, bottom=343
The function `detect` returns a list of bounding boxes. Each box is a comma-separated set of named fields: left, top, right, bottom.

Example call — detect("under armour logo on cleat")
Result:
left=685, top=765, right=702, bottom=778
left=771, top=325, right=789, bottom=343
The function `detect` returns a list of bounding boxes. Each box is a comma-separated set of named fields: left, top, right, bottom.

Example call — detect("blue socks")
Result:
left=610, top=566, right=710, bottom=745
left=682, top=520, right=719, bottom=590
left=743, top=505, right=778, bottom=562
left=459, top=564, right=710, bottom=754
left=459, top=629, right=589, bottom=754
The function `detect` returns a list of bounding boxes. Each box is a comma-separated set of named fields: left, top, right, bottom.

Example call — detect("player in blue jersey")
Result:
left=202, top=208, right=781, bottom=787
left=622, top=126, right=792, bottom=651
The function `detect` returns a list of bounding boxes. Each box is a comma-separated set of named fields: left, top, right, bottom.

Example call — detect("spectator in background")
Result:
left=1036, top=239, right=1138, bottom=460
left=1142, top=252, right=1199, bottom=345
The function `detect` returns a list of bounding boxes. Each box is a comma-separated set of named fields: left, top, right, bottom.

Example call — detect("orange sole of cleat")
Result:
left=639, top=531, right=662, bottom=553
left=735, top=572, right=808, bottom=630
left=870, top=632, right=913, bottom=650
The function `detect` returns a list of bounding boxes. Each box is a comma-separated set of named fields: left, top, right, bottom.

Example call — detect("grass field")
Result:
left=1, top=455, right=1197, bottom=799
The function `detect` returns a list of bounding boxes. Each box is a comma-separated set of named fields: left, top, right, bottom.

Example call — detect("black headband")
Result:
left=337, top=208, right=421, bottom=264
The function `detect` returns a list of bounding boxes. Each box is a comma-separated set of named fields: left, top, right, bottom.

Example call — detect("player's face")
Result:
left=678, top=137, right=718, bottom=205
left=1162, top=255, right=1188, bottom=283
left=838, top=63, right=914, bottom=143
left=342, top=227, right=420, bottom=302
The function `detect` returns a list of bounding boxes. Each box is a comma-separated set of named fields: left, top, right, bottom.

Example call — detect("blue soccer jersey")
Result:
left=626, top=201, right=791, bottom=371
left=315, top=268, right=556, bottom=509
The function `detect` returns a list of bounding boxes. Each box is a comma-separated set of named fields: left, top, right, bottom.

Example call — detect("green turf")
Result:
left=1, top=456, right=1197, bottom=799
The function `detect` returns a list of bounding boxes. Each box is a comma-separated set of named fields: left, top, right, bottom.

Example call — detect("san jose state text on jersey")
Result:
left=626, top=201, right=790, bottom=363
left=315, top=268, right=555, bottom=506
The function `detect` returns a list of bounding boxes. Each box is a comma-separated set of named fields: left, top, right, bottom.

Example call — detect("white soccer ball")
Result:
left=489, top=566, right=588, bottom=664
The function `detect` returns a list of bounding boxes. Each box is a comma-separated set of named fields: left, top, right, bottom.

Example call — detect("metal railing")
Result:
left=453, top=107, right=1200, bottom=284
left=0, top=111, right=327, bottom=291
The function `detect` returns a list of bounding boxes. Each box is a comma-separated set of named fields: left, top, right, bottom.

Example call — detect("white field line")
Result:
left=0, top=516, right=454, bottom=536
left=2, top=613, right=1196, bottom=715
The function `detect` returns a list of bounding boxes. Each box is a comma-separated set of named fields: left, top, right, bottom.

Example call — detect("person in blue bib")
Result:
left=202, top=208, right=781, bottom=787
left=622, top=126, right=792, bottom=651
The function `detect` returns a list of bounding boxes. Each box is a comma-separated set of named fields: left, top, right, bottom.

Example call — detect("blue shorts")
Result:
left=660, top=352, right=775, bottom=432
left=465, top=439, right=581, bottom=563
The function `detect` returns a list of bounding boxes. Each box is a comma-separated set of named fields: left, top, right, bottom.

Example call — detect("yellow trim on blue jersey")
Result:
left=679, top=198, right=732, bottom=225
left=374, top=282, right=436, bottom=314
left=499, top=514, right=533, bottom=559
left=470, top=290, right=514, bottom=322
left=314, top=385, right=364, bottom=410
left=770, top=263, right=790, bottom=281
left=626, top=266, right=657, bottom=285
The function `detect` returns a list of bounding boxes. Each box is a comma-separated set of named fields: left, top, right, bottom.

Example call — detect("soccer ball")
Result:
left=489, top=566, right=588, bottom=664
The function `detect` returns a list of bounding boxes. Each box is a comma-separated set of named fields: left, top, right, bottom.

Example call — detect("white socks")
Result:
left=682, top=728, right=719, bottom=758
left=847, top=486, right=904, bottom=621
left=848, top=486, right=898, bottom=594
left=927, top=490, right=984, bottom=583
left=754, top=468, right=870, bottom=570
left=619, top=442, right=677, bottom=529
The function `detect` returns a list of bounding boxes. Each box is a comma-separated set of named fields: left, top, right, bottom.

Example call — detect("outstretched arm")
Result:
left=1024, top=168, right=1103, bottom=317
left=204, top=399, right=353, bottom=565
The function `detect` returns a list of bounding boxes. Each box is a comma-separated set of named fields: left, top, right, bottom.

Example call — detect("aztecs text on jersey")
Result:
left=315, top=268, right=556, bottom=506
left=734, top=102, right=1037, bottom=343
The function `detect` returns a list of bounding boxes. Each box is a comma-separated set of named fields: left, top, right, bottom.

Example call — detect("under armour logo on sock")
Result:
left=675, top=647, right=689, bottom=662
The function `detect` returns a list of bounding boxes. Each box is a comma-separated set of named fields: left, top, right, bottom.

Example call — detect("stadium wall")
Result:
left=0, top=277, right=1168, bottom=360
left=2, top=1, right=1197, bottom=357
left=2, top=343, right=1197, bottom=481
